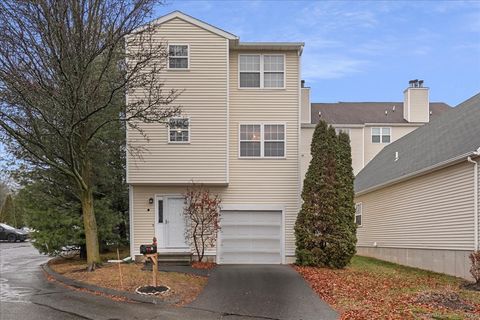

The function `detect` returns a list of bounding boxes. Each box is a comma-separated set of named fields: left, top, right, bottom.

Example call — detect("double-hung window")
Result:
left=355, top=203, right=362, bottom=226
left=168, top=44, right=189, bottom=69
left=371, top=127, right=391, bottom=143
left=239, top=124, right=285, bottom=158
left=168, top=118, right=189, bottom=143
left=239, top=54, right=285, bottom=88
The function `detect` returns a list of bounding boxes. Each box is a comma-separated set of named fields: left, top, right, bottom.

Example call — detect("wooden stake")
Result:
left=117, top=248, right=124, bottom=290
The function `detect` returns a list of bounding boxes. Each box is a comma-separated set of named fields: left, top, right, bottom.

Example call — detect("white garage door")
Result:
left=218, top=210, right=282, bottom=264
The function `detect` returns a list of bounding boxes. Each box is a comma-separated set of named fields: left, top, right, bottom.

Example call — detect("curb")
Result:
left=42, top=263, right=168, bottom=305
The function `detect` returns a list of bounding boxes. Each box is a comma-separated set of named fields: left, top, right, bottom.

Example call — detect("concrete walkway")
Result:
left=189, top=265, right=338, bottom=320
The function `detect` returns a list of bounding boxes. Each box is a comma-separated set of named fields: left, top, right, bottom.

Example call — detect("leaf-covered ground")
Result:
left=49, top=258, right=207, bottom=305
left=295, top=256, right=480, bottom=319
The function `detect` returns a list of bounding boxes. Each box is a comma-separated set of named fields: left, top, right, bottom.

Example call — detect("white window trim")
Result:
left=167, top=44, right=190, bottom=70
left=371, top=127, right=391, bottom=144
left=238, top=122, right=287, bottom=159
left=355, top=202, right=363, bottom=227
left=168, top=117, right=190, bottom=144
left=238, top=54, right=286, bottom=89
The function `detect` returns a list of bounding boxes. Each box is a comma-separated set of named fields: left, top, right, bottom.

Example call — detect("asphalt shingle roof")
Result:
left=311, top=102, right=450, bottom=124
left=355, top=93, right=480, bottom=194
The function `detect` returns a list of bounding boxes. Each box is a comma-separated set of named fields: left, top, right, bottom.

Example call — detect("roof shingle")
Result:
left=311, top=102, right=450, bottom=124
left=354, top=93, right=480, bottom=194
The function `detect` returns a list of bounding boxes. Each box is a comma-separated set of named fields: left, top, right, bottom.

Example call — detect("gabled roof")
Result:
left=134, top=10, right=238, bottom=40
left=355, top=93, right=480, bottom=194
left=311, top=102, right=450, bottom=125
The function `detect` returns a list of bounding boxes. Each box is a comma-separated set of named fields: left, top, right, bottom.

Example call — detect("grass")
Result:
left=295, top=255, right=480, bottom=320
left=49, top=256, right=207, bottom=306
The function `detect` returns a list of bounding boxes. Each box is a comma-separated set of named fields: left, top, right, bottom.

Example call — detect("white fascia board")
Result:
left=133, top=11, right=238, bottom=40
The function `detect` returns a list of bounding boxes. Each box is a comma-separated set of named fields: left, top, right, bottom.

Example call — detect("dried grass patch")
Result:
left=49, top=258, right=206, bottom=305
left=294, top=256, right=480, bottom=320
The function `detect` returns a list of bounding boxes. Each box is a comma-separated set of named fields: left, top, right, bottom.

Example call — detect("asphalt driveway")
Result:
left=189, top=265, right=338, bottom=320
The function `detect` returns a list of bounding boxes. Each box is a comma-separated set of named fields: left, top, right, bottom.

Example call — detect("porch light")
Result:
left=149, top=197, right=154, bottom=204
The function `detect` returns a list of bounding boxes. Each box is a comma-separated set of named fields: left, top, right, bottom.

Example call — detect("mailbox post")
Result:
left=140, top=237, right=158, bottom=286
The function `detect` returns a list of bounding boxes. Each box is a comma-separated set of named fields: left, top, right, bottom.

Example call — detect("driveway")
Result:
left=189, top=265, right=338, bottom=320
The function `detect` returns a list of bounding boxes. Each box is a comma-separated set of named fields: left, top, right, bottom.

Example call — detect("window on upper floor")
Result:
left=335, top=128, right=351, bottom=137
left=355, top=203, right=362, bottom=226
left=239, top=54, right=285, bottom=88
left=168, top=118, right=190, bottom=143
left=371, top=127, right=391, bottom=143
left=168, top=44, right=189, bottom=69
left=239, top=124, right=285, bottom=158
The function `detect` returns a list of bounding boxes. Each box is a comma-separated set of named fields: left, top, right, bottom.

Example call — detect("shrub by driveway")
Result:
left=295, top=256, right=480, bottom=320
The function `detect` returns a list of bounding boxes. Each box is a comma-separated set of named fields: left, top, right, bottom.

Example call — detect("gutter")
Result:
left=356, top=151, right=477, bottom=196
left=467, top=147, right=480, bottom=251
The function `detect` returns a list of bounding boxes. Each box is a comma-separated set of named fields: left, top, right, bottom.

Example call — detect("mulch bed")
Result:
left=49, top=258, right=207, bottom=305
left=191, top=261, right=216, bottom=270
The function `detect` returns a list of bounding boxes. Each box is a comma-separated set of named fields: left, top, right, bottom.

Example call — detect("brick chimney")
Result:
left=301, top=80, right=311, bottom=124
left=403, top=79, right=429, bottom=123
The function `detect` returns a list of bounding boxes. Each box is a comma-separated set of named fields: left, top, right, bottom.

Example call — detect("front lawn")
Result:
left=49, top=258, right=207, bottom=305
left=295, top=256, right=480, bottom=319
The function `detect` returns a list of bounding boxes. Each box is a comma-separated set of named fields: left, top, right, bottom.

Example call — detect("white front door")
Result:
left=155, top=196, right=188, bottom=250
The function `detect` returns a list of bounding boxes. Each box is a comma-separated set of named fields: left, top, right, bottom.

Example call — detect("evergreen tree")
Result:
left=295, top=121, right=338, bottom=266
left=329, top=132, right=357, bottom=268
left=0, top=194, right=15, bottom=226
left=294, top=121, right=357, bottom=268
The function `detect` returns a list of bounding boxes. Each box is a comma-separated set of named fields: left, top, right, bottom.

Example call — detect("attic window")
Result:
left=371, top=127, right=390, bottom=144
left=168, top=44, right=189, bottom=69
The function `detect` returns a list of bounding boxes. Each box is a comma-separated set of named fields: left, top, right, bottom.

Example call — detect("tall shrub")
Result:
left=294, top=121, right=357, bottom=268
left=295, top=121, right=338, bottom=266
left=330, top=131, right=357, bottom=268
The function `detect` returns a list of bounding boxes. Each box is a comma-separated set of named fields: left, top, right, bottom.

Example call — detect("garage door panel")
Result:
left=221, top=225, right=280, bottom=237
left=221, top=211, right=281, bottom=225
left=221, top=238, right=280, bottom=251
left=220, top=252, right=281, bottom=264
left=219, top=210, right=282, bottom=264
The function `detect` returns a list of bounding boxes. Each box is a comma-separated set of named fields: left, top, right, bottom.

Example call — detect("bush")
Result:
left=294, top=121, right=357, bottom=268
left=469, top=251, right=480, bottom=284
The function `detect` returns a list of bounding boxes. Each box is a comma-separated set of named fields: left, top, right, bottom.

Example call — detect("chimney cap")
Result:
left=408, top=79, right=425, bottom=88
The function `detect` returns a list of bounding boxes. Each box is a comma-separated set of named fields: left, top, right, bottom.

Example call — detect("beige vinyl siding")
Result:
left=226, top=50, right=300, bottom=256
left=363, top=125, right=418, bottom=166
left=130, top=49, right=301, bottom=259
left=356, top=161, right=475, bottom=250
left=127, top=17, right=228, bottom=184
left=131, top=185, right=224, bottom=256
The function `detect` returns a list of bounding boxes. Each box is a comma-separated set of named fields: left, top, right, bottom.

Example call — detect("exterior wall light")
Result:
left=149, top=197, right=154, bottom=204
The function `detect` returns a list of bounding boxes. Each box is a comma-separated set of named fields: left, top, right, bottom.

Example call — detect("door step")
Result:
left=157, top=252, right=192, bottom=266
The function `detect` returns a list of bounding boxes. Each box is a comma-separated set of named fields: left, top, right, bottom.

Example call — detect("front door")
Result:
left=155, top=196, right=188, bottom=250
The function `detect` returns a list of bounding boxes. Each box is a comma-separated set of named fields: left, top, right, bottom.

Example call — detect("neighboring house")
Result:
left=127, top=11, right=303, bottom=263
left=300, top=80, right=450, bottom=176
left=354, top=93, right=480, bottom=279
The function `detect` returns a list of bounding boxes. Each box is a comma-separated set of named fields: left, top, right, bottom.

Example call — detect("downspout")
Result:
left=467, top=149, right=480, bottom=251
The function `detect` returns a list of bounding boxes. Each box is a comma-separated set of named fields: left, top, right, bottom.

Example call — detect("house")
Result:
left=354, top=93, right=480, bottom=279
left=300, top=80, right=450, bottom=175
left=127, top=11, right=303, bottom=264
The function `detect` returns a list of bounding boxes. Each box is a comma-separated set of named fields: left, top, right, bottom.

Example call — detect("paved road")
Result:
left=190, top=265, right=338, bottom=320
left=0, top=243, right=338, bottom=320
left=0, top=242, right=219, bottom=320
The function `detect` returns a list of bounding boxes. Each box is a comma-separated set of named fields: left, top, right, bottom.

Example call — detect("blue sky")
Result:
left=159, top=0, right=480, bottom=106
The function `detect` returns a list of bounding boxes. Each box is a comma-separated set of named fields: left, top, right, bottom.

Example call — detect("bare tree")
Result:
left=0, top=0, right=179, bottom=270
left=183, top=185, right=221, bottom=262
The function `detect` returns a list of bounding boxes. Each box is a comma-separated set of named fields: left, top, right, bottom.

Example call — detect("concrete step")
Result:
left=158, top=252, right=192, bottom=266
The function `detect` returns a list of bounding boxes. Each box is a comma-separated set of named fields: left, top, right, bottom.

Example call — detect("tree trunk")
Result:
left=81, top=187, right=101, bottom=271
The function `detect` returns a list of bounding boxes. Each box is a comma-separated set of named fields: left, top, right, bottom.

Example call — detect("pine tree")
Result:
left=294, top=121, right=357, bottom=268
left=295, top=121, right=338, bottom=266
left=330, top=132, right=357, bottom=268
left=0, top=194, right=15, bottom=226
